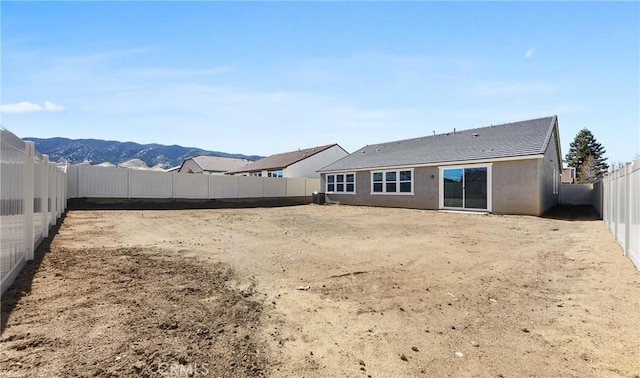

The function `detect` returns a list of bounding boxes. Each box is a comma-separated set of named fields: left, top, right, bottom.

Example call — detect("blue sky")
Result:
left=1, top=2, right=638, bottom=164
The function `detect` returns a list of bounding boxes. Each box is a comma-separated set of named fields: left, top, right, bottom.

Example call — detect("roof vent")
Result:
left=473, top=133, right=479, bottom=137
left=376, top=148, right=380, bottom=152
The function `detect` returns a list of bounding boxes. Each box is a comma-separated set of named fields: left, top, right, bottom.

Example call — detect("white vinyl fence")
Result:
left=1, top=129, right=67, bottom=295
left=66, top=164, right=320, bottom=199
left=594, top=159, right=640, bottom=271
left=559, top=183, right=594, bottom=205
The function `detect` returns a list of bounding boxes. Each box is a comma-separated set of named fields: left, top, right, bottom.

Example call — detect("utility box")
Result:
left=312, top=192, right=325, bottom=205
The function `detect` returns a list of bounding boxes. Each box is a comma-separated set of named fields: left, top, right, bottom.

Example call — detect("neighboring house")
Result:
left=178, top=155, right=253, bottom=175
left=226, top=144, right=348, bottom=178
left=561, top=167, right=576, bottom=184
left=318, top=116, right=563, bottom=216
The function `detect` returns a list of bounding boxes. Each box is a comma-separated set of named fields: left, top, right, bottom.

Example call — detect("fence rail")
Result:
left=1, top=129, right=67, bottom=295
left=595, top=159, right=640, bottom=271
left=66, top=164, right=320, bottom=200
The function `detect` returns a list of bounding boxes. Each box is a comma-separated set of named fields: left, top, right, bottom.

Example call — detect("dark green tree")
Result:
left=565, top=128, right=608, bottom=179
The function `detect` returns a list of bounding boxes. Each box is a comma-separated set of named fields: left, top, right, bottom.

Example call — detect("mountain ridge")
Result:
left=24, top=137, right=262, bottom=169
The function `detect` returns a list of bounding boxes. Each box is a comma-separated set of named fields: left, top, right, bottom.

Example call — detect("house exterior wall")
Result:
left=491, top=159, right=540, bottom=215
left=538, top=126, right=561, bottom=215
left=324, top=158, right=546, bottom=215
left=324, top=167, right=440, bottom=210
left=178, top=159, right=202, bottom=174
left=287, top=145, right=348, bottom=178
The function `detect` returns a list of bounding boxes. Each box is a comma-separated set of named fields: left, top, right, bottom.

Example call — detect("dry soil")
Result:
left=1, top=204, right=639, bottom=377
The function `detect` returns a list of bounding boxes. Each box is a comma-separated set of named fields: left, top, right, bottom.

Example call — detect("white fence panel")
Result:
left=616, top=169, right=626, bottom=244
left=305, top=178, right=320, bottom=195
left=173, top=173, right=208, bottom=199
left=208, top=176, right=225, bottom=199
left=68, top=164, right=318, bottom=201
left=559, top=184, right=593, bottom=205
left=238, top=176, right=264, bottom=198
left=596, top=159, right=640, bottom=271
left=33, top=157, right=44, bottom=244
left=66, top=164, right=79, bottom=198
left=630, top=165, right=640, bottom=269
left=130, top=170, right=173, bottom=198
left=48, top=163, right=56, bottom=226
left=221, top=176, right=240, bottom=198
left=264, top=178, right=287, bottom=197
left=1, top=131, right=26, bottom=290
left=286, top=178, right=306, bottom=197
left=1, top=129, right=67, bottom=295
left=79, top=165, right=128, bottom=198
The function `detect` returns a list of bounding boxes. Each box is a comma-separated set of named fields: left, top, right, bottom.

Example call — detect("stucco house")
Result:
left=226, top=144, right=348, bottom=178
left=178, top=155, right=253, bottom=175
left=561, top=167, right=576, bottom=184
left=318, top=116, right=562, bottom=216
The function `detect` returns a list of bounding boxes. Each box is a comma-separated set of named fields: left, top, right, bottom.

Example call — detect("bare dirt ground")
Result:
left=1, top=204, right=639, bottom=377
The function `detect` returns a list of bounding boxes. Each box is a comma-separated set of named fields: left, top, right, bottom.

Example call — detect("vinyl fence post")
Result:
left=42, top=155, right=50, bottom=238
left=624, top=163, right=632, bottom=257
left=611, top=170, right=620, bottom=245
left=53, top=166, right=59, bottom=218
left=22, top=141, right=35, bottom=260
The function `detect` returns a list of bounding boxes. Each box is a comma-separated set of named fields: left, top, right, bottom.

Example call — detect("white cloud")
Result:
left=525, top=48, right=535, bottom=58
left=0, top=100, right=64, bottom=114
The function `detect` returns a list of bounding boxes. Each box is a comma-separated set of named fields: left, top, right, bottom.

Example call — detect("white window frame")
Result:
left=325, top=173, right=356, bottom=194
left=370, top=168, right=414, bottom=195
left=438, top=163, right=492, bottom=212
left=267, top=170, right=284, bottom=178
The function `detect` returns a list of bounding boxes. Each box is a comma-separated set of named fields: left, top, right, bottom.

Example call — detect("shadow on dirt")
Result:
left=1, top=211, right=66, bottom=334
left=67, top=197, right=312, bottom=210
left=542, top=204, right=601, bottom=221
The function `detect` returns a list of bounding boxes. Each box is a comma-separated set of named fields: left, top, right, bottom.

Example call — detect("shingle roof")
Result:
left=187, top=156, right=252, bottom=172
left=319, top=116, right=558, bottom=172
left=226, top=144, right=339, bottom=174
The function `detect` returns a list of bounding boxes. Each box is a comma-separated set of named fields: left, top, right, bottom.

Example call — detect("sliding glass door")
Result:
left=441, top=166, right=489, bottom=211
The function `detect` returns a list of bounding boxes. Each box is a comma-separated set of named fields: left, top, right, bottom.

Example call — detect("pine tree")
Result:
left=565, top=129, right=608, bottom=179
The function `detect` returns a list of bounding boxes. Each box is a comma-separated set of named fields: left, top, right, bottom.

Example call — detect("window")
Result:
left=553, top=169, right=559, bottom=195
left=371, top=169, right=413, bottom=194
left=250, top=172, right=262, bottom=177
left=268, top=170, right=283, bottom=178
left=326, top=173, right=355, bottom=193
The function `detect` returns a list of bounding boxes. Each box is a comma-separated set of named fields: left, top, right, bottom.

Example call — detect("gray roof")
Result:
left=187, top=155, right=253, bottom=172
left=226, top=144, right=339, bottom=174
left=319, top=116, right=558, bottom=172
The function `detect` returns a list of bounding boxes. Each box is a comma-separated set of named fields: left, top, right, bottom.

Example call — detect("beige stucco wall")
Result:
left=491, top=159, right=540, bottom=215
left=538, top=126, right=561, bottom=215
left=178, top=159, right=203, bottom=174
left=324, top=158, right=550, bottom=215
left=324, top=167, right=440, bottom=210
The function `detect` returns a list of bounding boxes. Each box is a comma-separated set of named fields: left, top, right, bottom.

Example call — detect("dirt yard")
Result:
left=1, top=204, right=639, bottom=377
